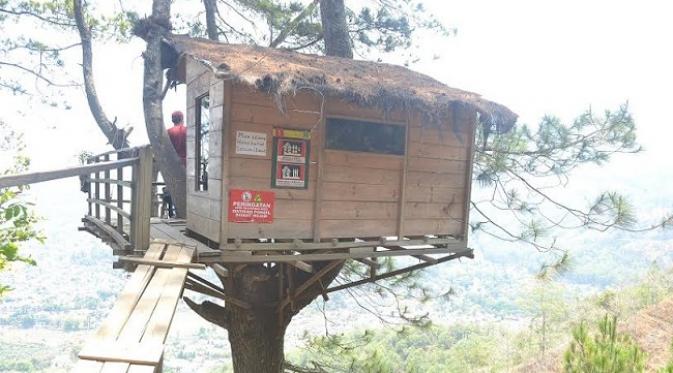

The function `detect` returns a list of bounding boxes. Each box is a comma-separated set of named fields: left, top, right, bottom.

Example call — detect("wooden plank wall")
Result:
left=225, top=85, right=322, bottom=239
left=403, top=107, right=474, bottom=238
left=223, top=86, right=474, bottom=240
left=185, top=60, right=224, bottom=242
left=182, top=69, right=475, bottom=242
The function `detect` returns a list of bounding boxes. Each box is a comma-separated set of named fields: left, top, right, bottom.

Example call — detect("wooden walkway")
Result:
left=149, top=218, right=220, bottom=258
left=73, top=242, right=194, bottom=373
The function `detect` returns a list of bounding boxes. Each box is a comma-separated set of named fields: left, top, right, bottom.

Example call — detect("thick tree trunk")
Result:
left=203, top=0, right=219, bottom=41
left=186, top=262, right=344, bottom=373
left=73, top=0, right=129, bottom=149
left=319, top=0, right=353, bottom=58
left=139, top=0, right=187, bottom=218
left=228, top=307, right=288, bottom=372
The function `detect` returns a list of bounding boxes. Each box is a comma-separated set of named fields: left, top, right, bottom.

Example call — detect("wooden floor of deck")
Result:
left=149, top=218, right=220, bottom=260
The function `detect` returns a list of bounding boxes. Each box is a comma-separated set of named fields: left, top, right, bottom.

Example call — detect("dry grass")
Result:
left=166, top=35, right=517, bottom=132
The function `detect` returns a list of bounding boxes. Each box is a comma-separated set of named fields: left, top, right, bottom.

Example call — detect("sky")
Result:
left=1, top=0, right=672, bottom=217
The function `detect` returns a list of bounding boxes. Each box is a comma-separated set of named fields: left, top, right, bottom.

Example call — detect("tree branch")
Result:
left=0, top=7, right=75, bottom=27
left=73, top=0, right=129, bottom=150
left=183, top=296, right=229, bottom=328
left=270, top=0, right=318, bottom=48
left=0, top=61, right=78, bottom=88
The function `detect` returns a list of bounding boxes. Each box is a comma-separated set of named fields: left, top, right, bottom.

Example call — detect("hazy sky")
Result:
left=2, top=0, right=672, bottom=208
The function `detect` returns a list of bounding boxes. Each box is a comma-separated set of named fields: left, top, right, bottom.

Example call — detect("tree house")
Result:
left=161, top=35, right=517, bottom=263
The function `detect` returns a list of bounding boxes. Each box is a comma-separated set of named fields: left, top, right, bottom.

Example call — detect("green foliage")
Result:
left=0, top=120, right=42, bottom=296
left=471, top=103, right=671, bottom=252
left=289, top=325, right=515, bottom=373
left=173, top=0, right=451, bottom=63
left=563, top=314, right=646, bottom=373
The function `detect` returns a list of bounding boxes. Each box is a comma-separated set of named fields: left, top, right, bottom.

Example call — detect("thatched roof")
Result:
left=164, top=35, right=517, bottom=132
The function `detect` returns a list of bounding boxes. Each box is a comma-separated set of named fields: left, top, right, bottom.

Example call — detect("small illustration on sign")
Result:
left=228, top=189, right=274, bottom=223
left=235, top=130, right=267, bottom=156
left=272, top=128, right=311, bottom=189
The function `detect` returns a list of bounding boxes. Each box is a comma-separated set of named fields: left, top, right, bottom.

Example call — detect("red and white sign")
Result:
left=228, top=189, right=275, bottom=223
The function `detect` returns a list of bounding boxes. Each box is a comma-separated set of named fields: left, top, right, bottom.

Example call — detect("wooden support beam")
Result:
left=278, top=260, right=342, bottom=312
left=116, top=166, right=125, bottom=237
left=312, top=114, right=326, bottom=242
left=211, top=263, right=229, bottom=278
left=103, top=154, right=111, bottom=225
left=87, top=198, right=132, bottom=219
left=397, top=113, right=411, bottom=237
left=217, top=237, right=463, bottom=252
left=325, top=249, right=473, bottom=294
left=185, top=271, right=252, bottom=310
left=218, top=247, right=455, bottom=263
left=0, top=158, right=138, bottom=188
left=83, top=215, right=131, bottom=249
left=89, top=178, right=133, bottom=188
left=94, top=155, right=101, bottom=220
left=131, top=146, right=152, bottom=252
left=184, top=279, right=227, bottom=300
left=117, top=256, right=205, bottom=270
left=288, top=260, right=314, bottom=273
left=355, top=258, right=381, bottom=269
left=461, top=107, right=477, bottom=240
left=386, top=246, right=438, bottom=264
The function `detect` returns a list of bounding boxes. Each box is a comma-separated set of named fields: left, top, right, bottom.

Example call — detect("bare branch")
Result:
left=270, top=0, right=318, bottom=48
left=0, top=61, right=78, bottom=87
left=0, top=7, right=76, bottom=27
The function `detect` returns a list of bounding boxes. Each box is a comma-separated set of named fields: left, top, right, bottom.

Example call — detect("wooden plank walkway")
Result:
left=73, top=242, right=194, bottom=373
left=149, top=218, right=220, bottom=259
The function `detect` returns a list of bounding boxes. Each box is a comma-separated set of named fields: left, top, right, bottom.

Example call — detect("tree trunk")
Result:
left=185, top=262, right=344, bottom=373
left=73, top=0, right=129, bottom=150
left=228, top=307, right=288, bottom=372
left=319, top=0, right=352, bottom=58
left=203, top=0, right=219, bottom=41
left=139, top=0, right=187, bottom=218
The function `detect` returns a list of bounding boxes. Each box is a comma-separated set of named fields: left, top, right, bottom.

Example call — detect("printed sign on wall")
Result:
left=228, top=189, right=275, bottom=223
left=235, top=130, right=267, bottom=156
left=272, top=128, right=311, bottom=189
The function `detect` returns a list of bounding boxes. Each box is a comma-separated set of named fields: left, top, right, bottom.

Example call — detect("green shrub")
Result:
left=564, top=314, right=645, bottom=373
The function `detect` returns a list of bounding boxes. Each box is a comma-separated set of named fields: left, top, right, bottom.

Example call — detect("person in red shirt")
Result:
left=167, top=110, right=187, bottom=167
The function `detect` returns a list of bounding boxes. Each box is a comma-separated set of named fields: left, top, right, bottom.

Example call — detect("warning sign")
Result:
left=228, top=189, right=274, bottom=223
left=272, top=128, right=311, bottom=189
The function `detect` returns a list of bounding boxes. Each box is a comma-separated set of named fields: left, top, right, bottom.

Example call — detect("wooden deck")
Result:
left=149, top=218, right=220, bottom=259
left=73, top=242, right=194, bottom=373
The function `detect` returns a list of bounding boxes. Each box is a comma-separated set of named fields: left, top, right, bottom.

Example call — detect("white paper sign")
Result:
left=236, top=131, right=267, bottom=156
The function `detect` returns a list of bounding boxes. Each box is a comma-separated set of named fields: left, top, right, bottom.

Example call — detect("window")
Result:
left=325, top=118, right=406, bottom=155
left=195, top=94, right=210, bottom=191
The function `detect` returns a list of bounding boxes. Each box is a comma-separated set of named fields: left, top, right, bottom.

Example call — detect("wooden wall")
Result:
left=182, top=59, right=475, bottom=243
left=184, top=59, right=225, bottom=243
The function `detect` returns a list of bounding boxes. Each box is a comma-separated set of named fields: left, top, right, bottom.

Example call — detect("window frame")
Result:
left=324, top=116, right=407, bottom=156
left=194, top=93, right=210, bottom=192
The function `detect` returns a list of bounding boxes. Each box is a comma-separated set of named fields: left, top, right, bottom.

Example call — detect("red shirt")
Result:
left=167, top=124, right=187, bottom=166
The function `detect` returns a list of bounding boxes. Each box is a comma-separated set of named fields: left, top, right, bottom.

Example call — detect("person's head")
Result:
left=171, top=111, right=184, bottom=125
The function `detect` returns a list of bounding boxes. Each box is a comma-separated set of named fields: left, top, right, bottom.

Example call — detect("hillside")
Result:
left=517, top=295, right=673, bottom=372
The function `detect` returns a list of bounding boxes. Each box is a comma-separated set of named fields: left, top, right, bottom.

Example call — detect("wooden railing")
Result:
left=81, top=146, right=153, bottom=254
left=0, top=145, right=153, bottom=254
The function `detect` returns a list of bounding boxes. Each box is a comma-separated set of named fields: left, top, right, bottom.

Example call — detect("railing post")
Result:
left=131, top=146, right=153, bottom=252
left=94, top=155, right=101, bottom=220
left=103, top=154, right=111, bottom=225
left=116, top=162, right=124, bottom=237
